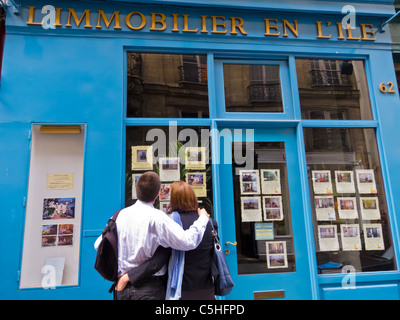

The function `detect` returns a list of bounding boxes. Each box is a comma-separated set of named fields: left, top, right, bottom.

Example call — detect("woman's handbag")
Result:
left=210, top=220, right=234, bottom=296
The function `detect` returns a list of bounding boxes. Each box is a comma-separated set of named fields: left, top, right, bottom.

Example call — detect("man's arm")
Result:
left=127, top=246, right=171, bottom=287
left=156, top=208, right=210, bottom=251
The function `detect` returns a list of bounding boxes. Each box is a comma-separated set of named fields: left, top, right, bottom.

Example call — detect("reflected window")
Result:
left=224, top=64, right=284, bottom=113
left=304, top=128, right=396, bottom=273
left=127, top=53, right=209, bottom=118
left=296, top=59, right=373, bottom=120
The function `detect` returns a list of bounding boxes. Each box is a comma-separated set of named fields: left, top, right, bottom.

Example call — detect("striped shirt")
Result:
left=95, top=200, right=209, bottom=277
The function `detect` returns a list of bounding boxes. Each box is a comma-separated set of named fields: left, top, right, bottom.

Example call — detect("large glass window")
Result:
left=231, top=142, right=296, bottom=274
left=304, top=128, right=396, bottom=273
left=125, top=126, right=213, bottom=215
left=296, top=59, right=373, bottom=120
left=223, top=64, right=284, bottom=113
left=127, top=53, right=209, bottom=118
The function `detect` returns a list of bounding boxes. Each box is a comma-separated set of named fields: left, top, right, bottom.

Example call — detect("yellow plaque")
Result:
left=46, top=173, right=74, bottom=190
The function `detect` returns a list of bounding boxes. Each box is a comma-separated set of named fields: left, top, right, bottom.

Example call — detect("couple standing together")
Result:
left=95, top=171, right=218, bottom=300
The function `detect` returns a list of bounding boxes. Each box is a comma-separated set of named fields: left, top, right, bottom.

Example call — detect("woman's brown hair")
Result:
left=169, top=181, right=198, bottom=212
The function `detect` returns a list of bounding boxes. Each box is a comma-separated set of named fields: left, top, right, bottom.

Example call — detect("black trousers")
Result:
left=114, top=276, right=166, bottom=300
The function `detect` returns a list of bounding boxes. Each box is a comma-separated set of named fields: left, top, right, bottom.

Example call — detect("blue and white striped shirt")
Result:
left=95, top=200, right=209, bottom=277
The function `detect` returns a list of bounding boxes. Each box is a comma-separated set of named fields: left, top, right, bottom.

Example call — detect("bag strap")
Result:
left=111, top=209, right=122, bottom=222
left=209, top=219, right=219, bottom=244
left=102, top=209, right=122, bottom=237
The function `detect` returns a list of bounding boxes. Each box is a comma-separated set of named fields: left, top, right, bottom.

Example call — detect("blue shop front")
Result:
left=1, top=0, right=400, bottom=300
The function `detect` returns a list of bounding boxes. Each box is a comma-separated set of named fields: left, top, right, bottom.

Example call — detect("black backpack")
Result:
left=94, top=209, right=122, bottom=291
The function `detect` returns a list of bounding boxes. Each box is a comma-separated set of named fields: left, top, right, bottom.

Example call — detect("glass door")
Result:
left=217, top=126, right=313, bottom=299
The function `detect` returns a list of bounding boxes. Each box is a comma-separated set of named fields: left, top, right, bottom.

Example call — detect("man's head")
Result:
left=136, top=171, right=161, bottom=203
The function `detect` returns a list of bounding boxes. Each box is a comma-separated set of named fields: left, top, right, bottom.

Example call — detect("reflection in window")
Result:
left=125, top=126, right=213, bottom=216
left=304, top=128, right=396, bottom=273
left=127, top=53, right=209, bottom=118
left=296, top=59, right=373, bottom=120
left=224, top=64, right=283, bottom=113
left=232, top=142, right=296, bottom=275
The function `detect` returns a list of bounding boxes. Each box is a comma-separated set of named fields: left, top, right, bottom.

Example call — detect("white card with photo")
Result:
left=186, top=172, right=207, bottom=197
left=335, top=170, right=356, bottom=194
left=159, top=183, right=171, bottom=201
left=239, top=170, right=260, bottom=195
left=185, top=147, right=206, bottom=170
left=159, top=201, right=169, bottom=213
left=356, top=169, right=377, bottom=194
left=262, top=196, right=283, bottom=221
left=341, top=224, right=362, bottom=251
left=260, top=169, right=281, bottom=194
left=337, top=197, right=358, bottom=219
left=363, top=223, right=385, bottom=251
left=159, top=157, right=180, bottom=182
left=240, top=197, right=262, bottom=222
left=131, top=145, right=153, bottom=170
left=266, top=241, right=288, bottom=269
left=131, top=173, right=142, bottom=199
left=314, top=196, right=336, bottom=221
left=312, top=170, right=333, bottom=194
left=360, top=197, right=381, bottom=220
left=318, top=225, right=339, bottom=251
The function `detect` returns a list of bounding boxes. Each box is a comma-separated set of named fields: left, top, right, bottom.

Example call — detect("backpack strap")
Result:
left=102, top=209, right=122, bottom=237
left=111, top=209, right=122, bottom=222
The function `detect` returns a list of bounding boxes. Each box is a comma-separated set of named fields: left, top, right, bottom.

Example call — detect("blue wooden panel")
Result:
left=0, top=0, right=399, bottom=300
left=322, top=283, right=400, bottom=300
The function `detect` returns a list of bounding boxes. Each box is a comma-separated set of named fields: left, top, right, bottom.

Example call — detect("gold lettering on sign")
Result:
left=150, top=12, right=167, bottom=31
left=26, top=6, right=43, bottom=26
left=315, top=21, right=331, bottom=39
left=282, top=19, right=298, bottom=37
left=344, top=23, right=361, bottom=41
left=200, top=15, right=208, bottom=33
left=55, top=8, right=63, bottom=27
left=360, top=23, right=376, bottom=41
left=126, top=11, right=146, bottom=30
left=230, top=17, right=247, bottom=35
left=211, top=16, right=227, bottom=34
left=264, top=18, right=280, bottom=36
left=23, top=5, right=380, bottom=43
left=66, top=8, right=92, bottom=28
left=183, top=14, right=198, bottom=33
left=171, top=13, right=179, bottom=32
left=96, top=10, right=122, bottom=30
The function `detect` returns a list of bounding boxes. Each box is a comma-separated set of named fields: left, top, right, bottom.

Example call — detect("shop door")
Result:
left=217, top=126, right=313, bottom=300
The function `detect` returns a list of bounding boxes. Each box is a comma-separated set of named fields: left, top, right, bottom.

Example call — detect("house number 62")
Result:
left=379, top=82, right=396, bottom=94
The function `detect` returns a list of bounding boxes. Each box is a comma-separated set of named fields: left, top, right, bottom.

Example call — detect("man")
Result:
left=95, top=171, right=209, bottom=300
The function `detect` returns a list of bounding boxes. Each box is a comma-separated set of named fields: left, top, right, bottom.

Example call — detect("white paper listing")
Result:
left=318, top=225, right=339, bottom=252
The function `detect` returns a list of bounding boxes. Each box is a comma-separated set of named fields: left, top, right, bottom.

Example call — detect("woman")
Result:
left=167, top=180, right=217, bottom=300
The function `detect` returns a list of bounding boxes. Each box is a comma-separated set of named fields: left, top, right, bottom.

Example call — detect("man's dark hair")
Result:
left=136, top=171, right=161, bottom=203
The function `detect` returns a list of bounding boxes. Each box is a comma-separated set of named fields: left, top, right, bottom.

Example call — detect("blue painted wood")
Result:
left=0, top=0, right=399, bottom=300
left=217, top=126, right=314, bottom=299
left=321, top=283, right=400, bottom=300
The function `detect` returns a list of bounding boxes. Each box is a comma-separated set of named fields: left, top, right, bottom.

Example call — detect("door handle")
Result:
left=224, top=241, right=237, bottom=255
left=225, top=241, right=237, bottom=246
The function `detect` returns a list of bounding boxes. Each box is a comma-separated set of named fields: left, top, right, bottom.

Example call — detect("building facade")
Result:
left=1, top=0, right=400, bottom=300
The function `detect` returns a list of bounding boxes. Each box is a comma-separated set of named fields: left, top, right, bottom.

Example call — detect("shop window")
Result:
left=126, top=53, right=209, bottom=118
left=304, top=128, right=396, bottom=274
left=20, top=125, right=85, bottom=289
left=231, top=142, right=296, bottom=274
left=223, top=64, right=284, bottom=113
left=295, top=59, right=373, bottom=120
left=125, top=126, right=213, bottom=216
